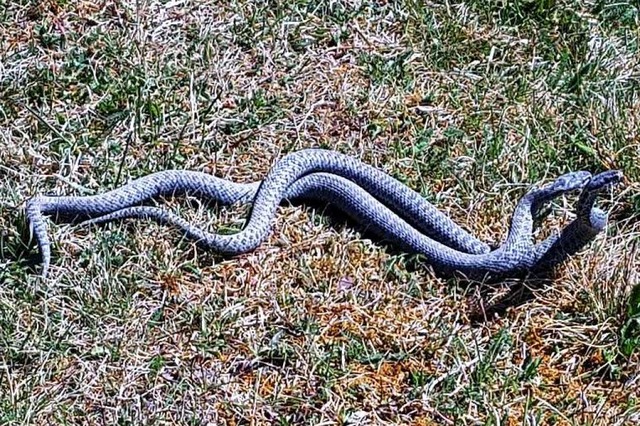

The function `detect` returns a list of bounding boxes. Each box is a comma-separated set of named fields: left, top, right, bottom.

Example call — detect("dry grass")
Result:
left=1, top=0, right=639, bottom=424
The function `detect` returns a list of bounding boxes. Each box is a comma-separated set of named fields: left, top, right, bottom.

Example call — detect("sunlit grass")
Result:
left=0, top=0, right=638, bottom=424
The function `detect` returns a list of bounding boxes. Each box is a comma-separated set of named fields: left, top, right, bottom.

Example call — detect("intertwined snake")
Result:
left=26, top=149, right=623, bottom=279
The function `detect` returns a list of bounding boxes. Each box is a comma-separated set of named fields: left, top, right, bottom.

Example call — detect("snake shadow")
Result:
left=0, top=210, right=44, bottom=276
left=306, top=201, right=598, bottom=324
left=430, top=228, right=601, bottom=324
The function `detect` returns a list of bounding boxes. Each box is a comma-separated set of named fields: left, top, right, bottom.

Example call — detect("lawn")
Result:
left=1, top=0, right=639, bottom=424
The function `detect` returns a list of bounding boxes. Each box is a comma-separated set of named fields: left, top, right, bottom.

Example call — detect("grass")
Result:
left=1, top=0, right=639, bottom=424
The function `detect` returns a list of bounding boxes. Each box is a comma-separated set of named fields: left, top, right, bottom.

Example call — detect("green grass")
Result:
left=1, top=0, right=639, bottom=424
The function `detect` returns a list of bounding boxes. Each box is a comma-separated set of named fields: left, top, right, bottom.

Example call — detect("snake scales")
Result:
left=26, top=149, right=623, bottom=279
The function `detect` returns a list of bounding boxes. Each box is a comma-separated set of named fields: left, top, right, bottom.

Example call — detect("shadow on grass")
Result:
left=453, top=223, right=604, bottom=324
left=0, top=209, right=44, bottom=277
left=461, top=273, right=557, bottom=324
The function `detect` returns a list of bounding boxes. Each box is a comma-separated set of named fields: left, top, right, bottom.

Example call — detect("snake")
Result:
left=527, top=170, right=623, bottom=270
left=25, top=149, right=622, bottom=279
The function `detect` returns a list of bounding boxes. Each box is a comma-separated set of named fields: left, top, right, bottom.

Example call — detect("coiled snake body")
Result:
left=26, top=149, right=622, bottom=279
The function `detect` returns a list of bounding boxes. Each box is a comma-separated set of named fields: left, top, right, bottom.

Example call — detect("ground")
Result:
left=1, top=0, right=639, bottom=425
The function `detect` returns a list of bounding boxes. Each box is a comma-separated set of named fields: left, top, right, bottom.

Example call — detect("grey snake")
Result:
left=26, top=149, right=623, bottom=279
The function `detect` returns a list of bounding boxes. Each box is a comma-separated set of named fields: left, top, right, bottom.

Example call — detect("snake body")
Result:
left=26, top=149, right=622, bottom=279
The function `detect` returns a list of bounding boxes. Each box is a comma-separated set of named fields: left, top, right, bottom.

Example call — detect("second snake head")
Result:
left=585, top=170, right=624, bottom=193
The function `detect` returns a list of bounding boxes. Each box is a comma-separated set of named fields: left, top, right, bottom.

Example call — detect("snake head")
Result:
left=548, top=170, right=592, bottom=193
left=529, top=170, right=592, bottom=212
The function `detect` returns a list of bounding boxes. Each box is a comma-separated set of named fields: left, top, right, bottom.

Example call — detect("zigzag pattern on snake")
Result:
left=26, top=149, right=623, bottom=279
